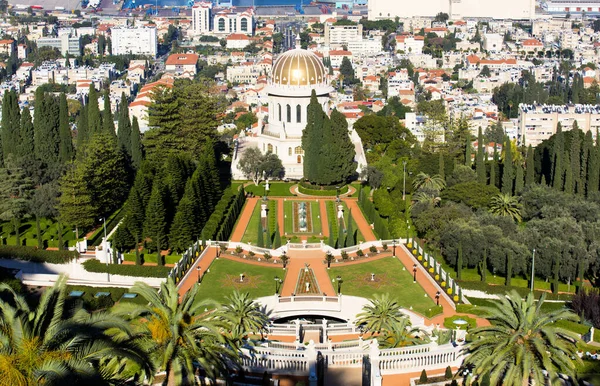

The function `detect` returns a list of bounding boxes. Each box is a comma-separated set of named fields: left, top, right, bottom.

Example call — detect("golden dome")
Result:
left=271, top=49, right=327, bottom=86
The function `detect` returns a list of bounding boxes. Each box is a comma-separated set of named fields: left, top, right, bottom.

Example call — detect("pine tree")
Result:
left=169, top=193, right=196, bottom=253
left=465, top=133, right=472, bottom=167
left=582, top=130, right=593, bottom=194
left=144, top=179, right=168, bottom=258
left=564, top=150, right=573, bottom=194
left=438, top=152, right=445, bottom=180
left=1, top=90, right=19, bottom=163
left=552, top=124, right=564, bottom=190
left=337, top=218, right=345, bottom=248
left=102, top=90, right=115, bottom=135
left=130, top=116, right=143, bottom=170
left=476, top=127, right=485, bottom=183
left=501, top=137, right=513, bottom=195
left=87, top=85, right=102, bottom=135
left=58, top=162, right=96, bottom=240
left=123, top=185, right=145, bottom=265
left=302, top=90, right=326, bottom=184
left=345, top=209, right=354, bottom=247
left=117, top=94, right=132, bottom=157
left=571, top=129, right=581, bottom=194
left=525, top=145, right=535, bottom=186
left=587, top=131, right=600, bottom=195
left=515, top=161, right=524, bottom=195
left=58, top=93, right=73, bottom=163
left=76, top=104, right=89, bottom=148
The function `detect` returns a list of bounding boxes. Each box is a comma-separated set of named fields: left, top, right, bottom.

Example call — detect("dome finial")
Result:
left=295, top=34, right=301, bottom=49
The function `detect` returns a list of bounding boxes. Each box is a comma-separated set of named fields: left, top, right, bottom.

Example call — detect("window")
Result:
left=297, top=155, right=302, bottom=164
left=218, top=18, right=225, bottom=32
left=278, top=104, right=281, bottom=121
left=295, top=146, right=304, bottom=155
left=296, top=104, right=301, bottom=123
left=286, top=104, right=291, bottom=123
left=241, top=18, right=248, bottom=32
left=267, top=143, right=273, bottom=153
left=288, top=147, right=292, bottom=156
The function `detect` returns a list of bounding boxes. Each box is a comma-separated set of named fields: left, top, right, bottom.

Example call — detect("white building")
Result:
left=36, top=34, right=80, bottom=56
left=347, top=38, right=383, bottom=56
left=483, top=33, right=503, bottom=52
left=232, top=46, right=367, bottom=180
left=111, top=27, right=157, bottom=58
left=192, top=1, right=212, bottom=34
left=543, top=0, right=600, bottom=14
left=213, top=8, right=253, bottom=35
left=368, top=0, right=535, bottom=20
left=324, top=22, right=363, bottom=46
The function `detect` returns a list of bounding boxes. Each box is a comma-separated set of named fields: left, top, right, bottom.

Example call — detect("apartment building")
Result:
left=111, top=27, right=157, bottom=57
left=324, top=22, right=363, bottom=46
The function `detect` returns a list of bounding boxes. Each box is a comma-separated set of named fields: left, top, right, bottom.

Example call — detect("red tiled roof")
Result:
left=165, top=54, right=199, bottom=66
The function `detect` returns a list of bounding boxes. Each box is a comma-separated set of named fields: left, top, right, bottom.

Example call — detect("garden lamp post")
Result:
left=197, top=266, right=201, bottom=283
left=530, top=248, right=536, bottom=292
left=435, top=291, right=441, bottom=306
left=392, top=239, right=396, bottom=257
left=101, top=217, right=109, bottom=283
left=413, top=264, right=417, bottom=283
left=336, top=186, right=340, bottom=202
left=336, top=275, right=342, bottom=294
left=274, top=276, right=280, bottom=294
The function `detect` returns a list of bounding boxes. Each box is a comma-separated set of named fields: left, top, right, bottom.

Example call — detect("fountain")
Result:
left=298, top=202, right=308, bottom=232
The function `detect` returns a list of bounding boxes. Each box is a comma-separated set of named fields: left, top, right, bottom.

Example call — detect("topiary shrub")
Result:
left=382, top=243, right=388, bottom=251
left=369, top=245, right=377, bottom=253
left=445, top=366, right=452, bottom=379
left=419, top=369, right=428, bottom=383
left=341, top=251, right=349, bottom=260
left=356, top=250, right=364, bottom=257
left=235, top=246, right=243, bottom=254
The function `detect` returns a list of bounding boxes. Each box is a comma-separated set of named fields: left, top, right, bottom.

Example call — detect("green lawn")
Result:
left=123, top=253, right=181, bottom=265
left=194, top=258, right=286, bottom=304
left=283, top=200, right=322, bottom=236
left=326, top=201, right=365, bottom=245
left=241, top=201, right=262, bottom=244
left=327, top=257, right=438, bottom=317
left=242, top=182, right=295, bottom=197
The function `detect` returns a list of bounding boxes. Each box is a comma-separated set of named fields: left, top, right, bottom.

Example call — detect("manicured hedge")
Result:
left=358, top=187, right=390, bottom=239
left=88, top=207, right=125, bottom=247
left=298, top=184, right=349, bottom=196
left=0, top=245, right=77, bottom=264
left=82, top=259, right=170, bottom=277
left=202, top=186, right=246, bottom=241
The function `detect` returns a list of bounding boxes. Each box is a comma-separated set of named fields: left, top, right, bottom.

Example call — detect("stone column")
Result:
left=322, top=318, right=328, bottom=342
left=369, top=339, right=382, bottom=386
left=307, top=340, right=318, bottom=386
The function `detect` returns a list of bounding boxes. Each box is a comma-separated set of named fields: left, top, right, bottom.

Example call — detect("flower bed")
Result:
left=295, top=267, right=321, bottom=295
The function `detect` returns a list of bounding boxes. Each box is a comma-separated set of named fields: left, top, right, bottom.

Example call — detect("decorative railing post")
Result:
left=307, top=340, right=317, bottom=386
left=370, top=339, right=382, bottom=386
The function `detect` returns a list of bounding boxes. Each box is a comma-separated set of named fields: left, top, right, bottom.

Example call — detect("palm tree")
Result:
left=218, top=291, right=268, bottom=342
left=355, top=294, right=406, bottom=334
left=378, top=317, right=426, bottom=348
left=410, top=191, right=441, bottom=209
left=412, top=172, right=446, bottom=192
left=461, top=291, right=581, bottom=386
left=489, top=193, right=522, bottom=222
left=0, top=276, right=153, bottom=386
left=113, top=277, right=238, bottom=386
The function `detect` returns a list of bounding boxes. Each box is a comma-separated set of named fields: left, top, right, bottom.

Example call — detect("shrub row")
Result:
left=299, top=180, right=347, bottom=191
left=82, top=259, right=170, bottom=277
left=202, top=186, right=246, bottom=241
left=0, top=245, right=77, bottom=264
left=298, top=185, right=349, bottom=196
left=358, top=187, right=390, bottom=239
left=88, top=207, right=125, bottom=247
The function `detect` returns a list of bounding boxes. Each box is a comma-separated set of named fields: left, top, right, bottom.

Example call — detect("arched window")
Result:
left=296, top=104, right=301, bottom=123
left=218, top=18, right=225, bottom=32
left=295, top=146, right=304, bottom=155
left=267, top=143, right=273, bottom=153
left=240, top=18, right=248, bottom=32
left=286, top=104, right=291, bottom=123
left=288, top=147, right=292, bottom=156
left=278, top=104, right=281, bottom=121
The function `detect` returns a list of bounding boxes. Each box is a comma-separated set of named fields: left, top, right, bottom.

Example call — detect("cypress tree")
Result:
left=130, top=116, right=143, bottom=170
left=478, top=249, right=487, bottom=282
left=582, top=130, right=593, bottom=193
left=273, top=226, right=282, bottom=249
left=18, top=107, right=34, bottom=158
left=34, top=94, right=60, bottom=165
left=587, top=131, right=600, bottom=195
left=117, top=94, right=132, bottom=157
left=345, top=209, right=354, bottom=247
left=337, top=217, right=345, bottom=248
left=265, top=213, right=271, bottom=249
left=326, top=109, right=356, bottom=185
left=438, top=152, right=445, bottom=180
left=102, top=90, right=115, bottom=135
left=328, top=220, right=334, bottom=247
left=257, top=215, right=264, bottom=248
left=571, top=130, right=581, bottom=194
left=564, top=150, right=573, bottom=194
left=124, top=185, right=145, bottom=265
left=501, top=137, right=513, bottom=195
left=77, top=104, right=89, bottom=148
left=1, top=90, right=19, bottom=163
left=489, top=160, right=496, bottom=188
left=457, top=242, right=463, bottom=280
left=476, top=127, right=485, bottom=183
left=552, top=124, right=564, bottom=190
left=525, top=145, right=535, bottom=186
left=144, top=179, right=169, bottom=258
left=302, top=90, right=326, bottom=184
left=515, top=161, right=524, bottom=195
left=87, top=85, right=102, bottom=135
left=505, top=252, right=512, bottom=286
left=465, top=133, right=472, bottom=167
left=58, top=93, right=73, bottom=163
left=493, top=142, right=498, bottom=162
left=33, top=88, right=44, bottom=156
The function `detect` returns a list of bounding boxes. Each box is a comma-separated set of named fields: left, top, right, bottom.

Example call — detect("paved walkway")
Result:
left=345, top=200, right=376, bottom=242
left=230, top=197, right=258, bottom=242
left=280, top=249, right=335, bottom=296
left=319, top=200, right=329, bottom=237
left=177, top=246, right=218, bottom=298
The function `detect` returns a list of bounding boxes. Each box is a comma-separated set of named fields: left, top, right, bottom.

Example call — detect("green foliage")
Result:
left=144, top=179, right=169, bottom=254
left=442, top=181, right=499, bottom=209
left=1, top=90, right=19, bottom=164
left=501, top=137, right=513, bottom=195
left=87, top=85, right=102, bottom=135
left=130, top=117, right=143, bottom=170
left=83, top=259, right=170, bottom=277
left=58, top=93, right=73, bottom=163
left=0, top=245, right=76, bottom=263
left=419, top=369, right=428, bottom=383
